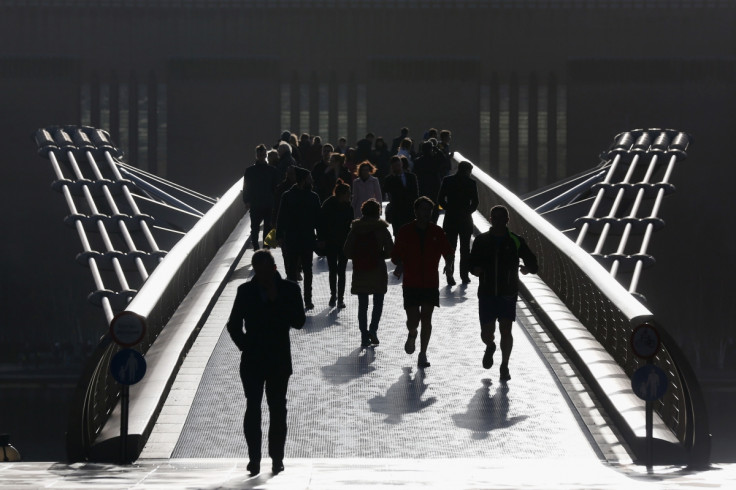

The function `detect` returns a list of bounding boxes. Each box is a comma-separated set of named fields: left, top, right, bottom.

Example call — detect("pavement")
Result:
left=3, top=216, right=735, bottom=488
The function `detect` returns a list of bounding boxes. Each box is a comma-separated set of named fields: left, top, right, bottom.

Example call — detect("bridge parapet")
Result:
left=457, top=135, right=709, bottom=467
left=33, top=125, right=246, bottom=461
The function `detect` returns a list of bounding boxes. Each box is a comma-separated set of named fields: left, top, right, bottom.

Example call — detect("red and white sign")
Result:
left=110, top=311, right=147, bottom=347
left=630, top=323, right=661, bottom=360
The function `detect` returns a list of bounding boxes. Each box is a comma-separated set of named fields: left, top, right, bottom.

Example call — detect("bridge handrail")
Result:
left=456, top=151, right=709, bottom=467
left=66, top=178, right=246, bottom=462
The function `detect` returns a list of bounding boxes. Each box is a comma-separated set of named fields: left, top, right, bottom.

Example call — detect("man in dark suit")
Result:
left=243, top=144, right=281, bottom=251
left=226, top=249, right=306, bottom=476
left=436, top=160, right=479, bottom=285
left=275, top=166, right=322, bottom=309
left=383, top=155, right=419, bottom=238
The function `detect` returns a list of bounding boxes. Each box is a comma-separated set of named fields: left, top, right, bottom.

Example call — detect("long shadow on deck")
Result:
left=368, top=367, right=437, bottom=425
left=452, top=379, right=528, bottom=439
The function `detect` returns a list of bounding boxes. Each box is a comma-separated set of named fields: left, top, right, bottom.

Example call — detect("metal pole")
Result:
left=628, top=153, right=677, bottom=293
left=610, top=153, right=659, bottom=279
left=591, top=153, right=641, bottom=256
left=121, top=384, right=129, bottom=464
left=62, top=151, right=131, bottom=292
left=646, top=359, right=654, bottom=470
left=48, top=150, right=115, bottom=323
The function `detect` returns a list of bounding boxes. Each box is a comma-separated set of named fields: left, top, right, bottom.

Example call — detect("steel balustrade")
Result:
left=629, top=147, right=680, bottom=294
left=46, top=146, right=116, bottom=323
left=34, top=125, right=245, bottom=462
left=34, top=125, right=216, bottom=321
left=457, top=132, right=709, bottom=466
left=534, top=129, right=686, bottom=299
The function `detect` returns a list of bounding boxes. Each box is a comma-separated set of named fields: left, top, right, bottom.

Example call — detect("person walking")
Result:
left=383, top=155, right=419, bottom=237
left=226, top=249, right=305, bottom=477
left=243, top=144, right=281, bottom=251
left=276, top=167, right=321, bottom=310
left=317, top=179, right=354, bottom=308
left=436, top=160, right=479, bottom=285
left=391, top=197, right=454, bottom=368
left=351, top=161, right=383, bottom=218
left=344, top=199, right=394, bottom=348
left=311, top=144, right=335, bottom=202
left=469, top=205, right=538, bottom=381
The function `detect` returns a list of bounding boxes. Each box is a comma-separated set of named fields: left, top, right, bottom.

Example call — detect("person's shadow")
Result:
left=368, top=367, right=437, bottom=424
left=320, top=347, right=375, bottom=384
left=451, top=379, right=528, bottom=439
left=439, top=286, right=470, bottom=307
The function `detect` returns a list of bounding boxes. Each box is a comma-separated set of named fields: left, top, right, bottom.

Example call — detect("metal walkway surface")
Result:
left=139, top=218, right=628, bottom=464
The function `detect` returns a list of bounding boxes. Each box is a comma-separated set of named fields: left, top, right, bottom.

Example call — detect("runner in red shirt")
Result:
left=391, top=197, right=454, bottom=368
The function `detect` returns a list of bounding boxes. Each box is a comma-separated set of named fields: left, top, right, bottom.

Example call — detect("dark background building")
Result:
left=1, top=0, right=735, bottom=460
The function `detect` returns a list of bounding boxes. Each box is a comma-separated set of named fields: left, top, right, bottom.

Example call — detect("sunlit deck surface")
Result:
left=4, top=216, right=734, bottom=488
left=143, top=215, right=617, bottom=463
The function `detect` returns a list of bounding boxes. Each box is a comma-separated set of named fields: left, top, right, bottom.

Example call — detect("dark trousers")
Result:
left=284, top=245, right=314, bottom=301
left=249, top=207, right=272, bottom=250
left=326, top=247, right=348, bottom=299
left=444, top=215, right=473, bottom=279
left=240, top=364, right=290, bottom=463
left=358, top=293, right=385, bottom=333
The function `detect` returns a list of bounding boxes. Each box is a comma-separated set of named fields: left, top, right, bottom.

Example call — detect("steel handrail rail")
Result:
left=66, top=177, right=245, bottom=462
left=456, top=151, right=710, bottom=467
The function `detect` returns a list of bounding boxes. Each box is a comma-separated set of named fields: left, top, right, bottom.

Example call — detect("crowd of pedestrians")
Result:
left=232, top=127, right=538, bottom=477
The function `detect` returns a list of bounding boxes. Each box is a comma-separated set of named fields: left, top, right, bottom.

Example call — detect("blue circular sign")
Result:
left=110, top=349, right=147, bottom=385
left=631, top=364, right=668, bottom=401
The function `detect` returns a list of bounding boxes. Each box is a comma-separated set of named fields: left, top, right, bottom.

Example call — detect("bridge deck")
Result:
left=139, top=217, right=629, bottom=464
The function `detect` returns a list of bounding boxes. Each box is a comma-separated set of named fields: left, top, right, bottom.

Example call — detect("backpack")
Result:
left=352, top=230, right=381, bottom=271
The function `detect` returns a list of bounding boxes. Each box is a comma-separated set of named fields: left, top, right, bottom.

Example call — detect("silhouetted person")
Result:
left=383, top=155, right=419, bottom=237
left=397, top=137, right=414, bottom=171
left=351, top=161, right=383, bottom=218
left=276, top=141, right=296, bottom=176
left=308, top=136, right=323, bottom=170
left=355, top=132, right=375, bottom=162
left=371, top=136, right=391, bottom=186
left=276, top=166, right=321, bottom=310
left=243, top=144, right=281, bottom=250
left=322, top=152, right=353, bottom=200
left=226, top=249, right=305, bottom=476
left=298, top=133, right=313, bottom=169
left=288, top=133, right=302, bottom=164
left=391, top=127, right=410, bottom=155
left=437, top=160, right=479, bottom=285
left=469, top=205, right=538, bottom=381
left=336, top=136, right=348, bottom=155
left=344, top=146, right=359, bottom=175
left=344, top=199, right=393, bottom=347
left=391, top=197, right=454, bottom=368
left=414, top=139, right=444, bottom=222
left=311, top=144, right=335, bottom=202
left=267, top=149, right=280, bottom=174
left=317, top=179, right=354, bottom=308
left=438, top=129, right=454, bottom=176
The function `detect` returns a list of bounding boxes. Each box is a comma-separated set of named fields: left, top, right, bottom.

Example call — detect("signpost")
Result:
left=630, top=323, right=667, bottom=468
left=109, top=312, right=147, bottom=464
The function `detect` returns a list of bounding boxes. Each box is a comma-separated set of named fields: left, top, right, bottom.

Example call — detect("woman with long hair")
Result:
left=351, top=160, right=382, bottom=218
left=343, top=199, right=393, bottom=347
